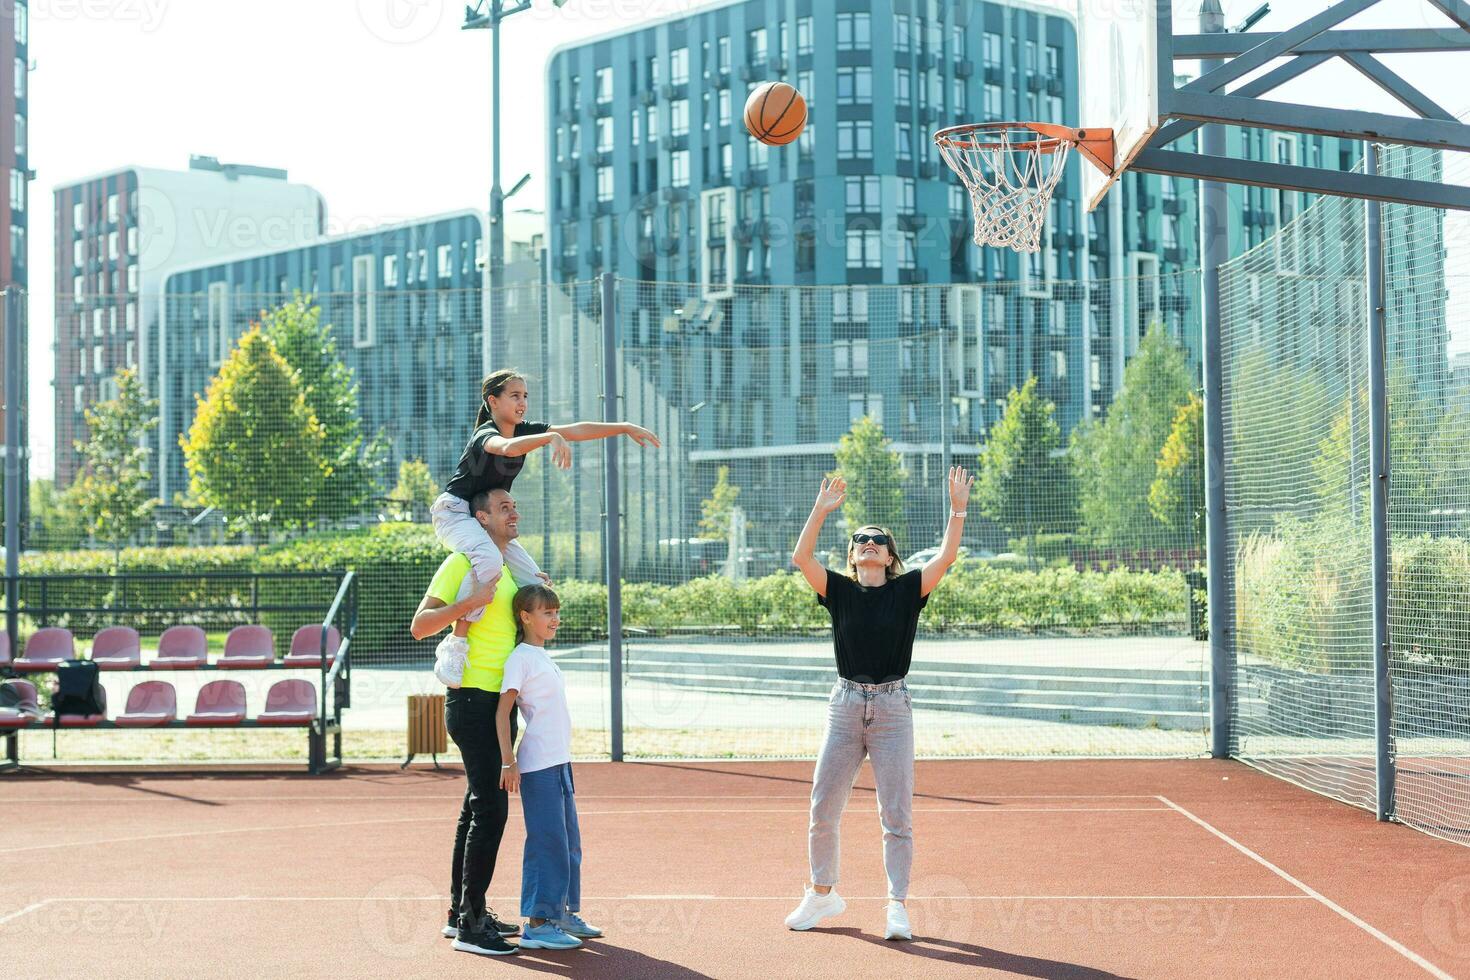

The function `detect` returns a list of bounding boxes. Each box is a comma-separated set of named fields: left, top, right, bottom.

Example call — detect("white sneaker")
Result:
left=784, top=886, right=845, bottom=931
left=884, top=901, right=912, bottom=941
left=433, top=634, right=469, bottom=689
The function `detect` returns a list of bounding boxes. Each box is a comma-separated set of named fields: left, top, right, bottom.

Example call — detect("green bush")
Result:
left=13, top=534, right=1194, bottom=657
left=1390, top=534, right=1470, bottom=673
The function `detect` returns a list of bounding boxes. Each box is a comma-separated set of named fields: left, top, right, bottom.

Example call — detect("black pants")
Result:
left=446, top=686, right=517, bottom=920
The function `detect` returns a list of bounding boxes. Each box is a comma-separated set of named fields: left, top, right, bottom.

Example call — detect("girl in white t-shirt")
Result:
left=495, top=584, right=601, bottom=950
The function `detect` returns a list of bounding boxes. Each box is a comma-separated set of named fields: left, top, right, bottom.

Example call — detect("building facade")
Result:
left=2, top=1, right=27, bottom=525
left=158, top=210, right=494, bottom=503
left=545, top=0, right=1205, bottom=548
left=52, top=156, right=325, bottom=486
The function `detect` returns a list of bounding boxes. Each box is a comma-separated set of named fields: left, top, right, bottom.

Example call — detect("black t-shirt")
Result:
left=816, top=568, right=929, bottom=683
left=443, top=420, right=552, bottom=500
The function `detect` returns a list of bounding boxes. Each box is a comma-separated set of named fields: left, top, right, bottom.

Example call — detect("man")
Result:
left=410, top=488, right=531, bottom=958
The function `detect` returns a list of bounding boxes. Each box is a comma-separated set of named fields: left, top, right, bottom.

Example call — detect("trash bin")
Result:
left=403, top=693, right=447, bottom=768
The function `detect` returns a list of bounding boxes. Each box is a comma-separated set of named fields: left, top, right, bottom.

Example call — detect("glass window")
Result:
left=671, top=47, right=688, bottom=85
left=671, top=99, right=689, bottom=136
left=12, top=114, right=23, bottom=156
left=569, top=123, right=581, bottom=157
left=899, top=232, right=917, bottom=269
left=983, top=32, right=1002, bottom=65
left=797, top=17, right=813, bottom=55
left=836, top=12, right=870, bottom=50
left=896, top=121, right=912, bottom=160
left=900, top=177, right=916, bottom=213
left=894, top=69, right=911, bottom=104
left=720, top=143, right=732, bottom=179
left=8, top=168, right=23, bottom=213
left=836, top=66, right=872, bottom=105
left=747, top=28, right=766, bottom=63
left=594, top=66, right=613, bottom=103
left=844, top=176, right=880, bottom=212
left=1046, top=45, right=1062, bottom=75
left=647, top=56, right=659, bottom=87
left=895, top=15, right=911, bottom=51
left=718, top=89, right=731, bottom=126
left=985, top=83, right=1003, bottom=118
left=671, top=150, right=689, bottom=187
left=108, top=231, right=118, bottom=260
left=596, top=116, right=613, bottom=152
left=645, top=105, right=658, bottom=141
left=13, top=58, right=23, bottom=100
left=836, top=120, right=872, bottom=159
left=597, top=166, right=614, bottom=202
left=14, top=4, right=26, bottom=45
left=950, top=184, right=967, bottom=219
left=127, top=226, right=137, bottom=255
left=718, top=35, right=730, bottom=70
left=383, top=254, right=399, bottom=287
left=845, top=228, right=881, bottom=268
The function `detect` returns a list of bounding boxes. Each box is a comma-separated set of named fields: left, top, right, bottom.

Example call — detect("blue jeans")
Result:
left=519, top=762, right=582, bottom=920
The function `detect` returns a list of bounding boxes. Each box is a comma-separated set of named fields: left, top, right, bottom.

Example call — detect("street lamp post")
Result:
left=463, top=0, right=534, bottom=369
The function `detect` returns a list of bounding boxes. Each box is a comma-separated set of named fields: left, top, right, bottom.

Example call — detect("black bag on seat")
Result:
left=52, top=659, right=105, bottom=719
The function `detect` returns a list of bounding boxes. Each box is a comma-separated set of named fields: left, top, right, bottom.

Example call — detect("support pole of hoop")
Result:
left=1199, top=0, right=1233, bottom=760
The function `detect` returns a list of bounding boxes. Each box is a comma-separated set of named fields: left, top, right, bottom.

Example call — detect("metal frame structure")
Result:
left=1131, top=0, right=1470, bottom=210
left=1142, top=0, right=1468, bottom=822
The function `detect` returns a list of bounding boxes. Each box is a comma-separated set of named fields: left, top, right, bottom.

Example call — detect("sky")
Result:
left=22, top=0, right=1470, bottom=479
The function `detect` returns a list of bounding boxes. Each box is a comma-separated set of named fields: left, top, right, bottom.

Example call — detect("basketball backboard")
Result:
left=1080, top=0, right=1161, bottom=211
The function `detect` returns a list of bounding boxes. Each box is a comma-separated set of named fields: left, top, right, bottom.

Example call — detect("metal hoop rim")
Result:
left=933, top=121, right=1116, bottom=175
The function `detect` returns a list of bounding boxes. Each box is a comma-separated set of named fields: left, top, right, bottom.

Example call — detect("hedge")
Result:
left=16, top=535, right=1192, bottom=659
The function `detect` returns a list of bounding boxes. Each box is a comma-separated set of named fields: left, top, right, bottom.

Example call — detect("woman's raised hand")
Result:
left=814, top=476, right=847, bottom=515
left=948, top=465, right=974, bottom=512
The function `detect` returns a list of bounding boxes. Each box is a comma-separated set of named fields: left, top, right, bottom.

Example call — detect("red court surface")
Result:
left=3, top=759, right=1469, bottom=979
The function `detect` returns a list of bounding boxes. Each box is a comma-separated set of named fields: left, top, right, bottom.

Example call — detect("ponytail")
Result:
left=476, top=369, right=526, bottom=428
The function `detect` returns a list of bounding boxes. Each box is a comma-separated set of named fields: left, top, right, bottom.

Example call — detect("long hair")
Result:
left=513, top=583, right=560, bottom=645
left=845, top=524, right=905, bottom=582
left=474, top=369, right=525, bottom=428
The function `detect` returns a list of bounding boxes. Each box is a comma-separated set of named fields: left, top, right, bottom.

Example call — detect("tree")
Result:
left=67, top=367, right=159, bottom=551
left=259, top=294, right=384, bottom=519
left=1071, top=323, right=1196, bottom=548
left=180, top=327, right=328, bottom=531
left=30, top=478, right=85, bottom=549
left=977, top=376, right=1072, bottom=566
left=1149, top=393, right=1205, bottom=552
left=386, top=458, right=437, bottom=521
left=832, top=414, right=907, bottom=544
left=698, top=465, right=741, bottom=540
left=1311, top=373, right=1470, bottom=533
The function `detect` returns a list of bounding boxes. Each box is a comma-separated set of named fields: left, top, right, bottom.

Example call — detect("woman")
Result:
left=784, top=466, right=972, bottom=941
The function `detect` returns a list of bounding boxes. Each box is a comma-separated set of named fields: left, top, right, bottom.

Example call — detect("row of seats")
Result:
left=1, top=624, right=341, bottom=673
left=0, top=678, right=318, bottom=728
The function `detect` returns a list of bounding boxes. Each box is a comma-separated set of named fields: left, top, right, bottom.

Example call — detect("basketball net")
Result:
left=936, top=124, right=1071, bottom=254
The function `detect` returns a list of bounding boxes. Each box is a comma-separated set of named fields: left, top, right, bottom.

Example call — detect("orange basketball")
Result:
left=744, top=81, right=807, bottom=146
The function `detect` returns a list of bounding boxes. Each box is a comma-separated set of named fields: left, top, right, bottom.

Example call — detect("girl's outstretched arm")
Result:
left=483, top=430, right=572, bottom=469
left=551, top=421, right=661, bottom=448
left=792, top=477, right=846, bottom=598
left=920, top=465, right=973, bottom=597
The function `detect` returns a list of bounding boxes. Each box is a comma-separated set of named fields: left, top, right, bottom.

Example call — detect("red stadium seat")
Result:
left=218, top=625, right=275, bottom=669
left=149, top=625, right=208, bottom=669
left=257, top=679, right=317, bottom=725
left=115, top=681, right=177, bottom=727
left=282, top=625, right=341, bottom=668
left=90, top=626, right=142, bottom=670
left=13, top=627, right=75, bottom=673
left=49, top=685, right=107, bottom=727
left=0, top=679, right=41, bottom=729
left=186, top=680, right=246, bottom=726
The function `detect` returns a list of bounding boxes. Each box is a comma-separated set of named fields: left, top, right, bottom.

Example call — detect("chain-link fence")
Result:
left=25, top=263, right=1212, bottom=759
left=1223, top=146, right=1470, bottom=845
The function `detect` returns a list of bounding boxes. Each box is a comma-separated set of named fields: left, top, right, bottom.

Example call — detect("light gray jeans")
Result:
left=808, top=677, right=915, bottom=901
left=430, top=492, right=542, bottom=619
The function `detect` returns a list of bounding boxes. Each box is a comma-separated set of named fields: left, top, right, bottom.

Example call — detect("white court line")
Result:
left=0, top=806, right=1173, bottom=855
left=0, top=901, right=49, bottom=928
left=1156, top=795, right=1453, bottom=980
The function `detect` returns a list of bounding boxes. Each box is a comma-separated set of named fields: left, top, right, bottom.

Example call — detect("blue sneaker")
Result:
left=519, top=921, right=583, bottom=950
left=554, top=912, right=603, bottom=939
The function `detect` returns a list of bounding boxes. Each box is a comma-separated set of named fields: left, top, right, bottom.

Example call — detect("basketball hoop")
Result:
left=934, top=122, right=1114, bottom=254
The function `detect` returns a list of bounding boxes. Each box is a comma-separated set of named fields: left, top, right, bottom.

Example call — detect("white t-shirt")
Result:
left=500, top=642, right=573, bottom=774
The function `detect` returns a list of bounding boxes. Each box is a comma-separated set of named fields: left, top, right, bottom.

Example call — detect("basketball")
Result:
left=744, top=81, right=807, bottom=146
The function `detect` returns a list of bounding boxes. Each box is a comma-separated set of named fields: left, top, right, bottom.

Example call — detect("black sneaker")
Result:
left=445, top=908, right=518, bottom=938
left=452, top=913, right=519, bottom=956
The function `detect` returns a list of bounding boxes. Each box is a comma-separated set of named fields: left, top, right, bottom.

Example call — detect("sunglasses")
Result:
left=851, top=533, right=890, bottom=546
